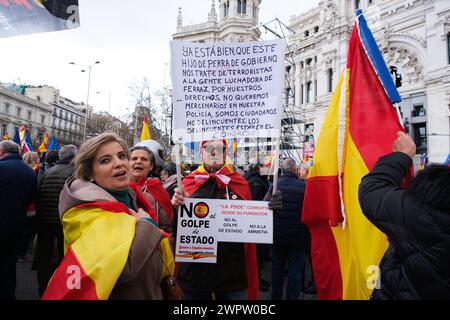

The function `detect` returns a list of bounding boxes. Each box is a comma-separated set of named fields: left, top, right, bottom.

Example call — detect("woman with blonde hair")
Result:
left=22, top=151, right=40, bottom=174
left=42, top=132, right=174, bottom=300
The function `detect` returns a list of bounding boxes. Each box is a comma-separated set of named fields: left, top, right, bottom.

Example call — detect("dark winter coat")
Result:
left=0, top=154, right=37, bottom=235
left=273, top=172, right=310, bottom=249
left=244, top=168, right=268, bottom=201
left=177, top=179, right=248, bottom=293
left=359, top=152, right=450, bottom=299
left=36, top=158, right=74, bottom=224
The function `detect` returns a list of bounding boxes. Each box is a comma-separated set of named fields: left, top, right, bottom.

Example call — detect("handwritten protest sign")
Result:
left=170, top=39, right=287, bottom=143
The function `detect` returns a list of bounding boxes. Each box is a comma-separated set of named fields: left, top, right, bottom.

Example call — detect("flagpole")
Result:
left=272, top=137, right=281, bottom=194
left=174, top=142, right=184, bottom=217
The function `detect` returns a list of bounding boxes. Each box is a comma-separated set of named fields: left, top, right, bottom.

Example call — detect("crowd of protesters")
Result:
left=0, top=131, right=449, bottom=300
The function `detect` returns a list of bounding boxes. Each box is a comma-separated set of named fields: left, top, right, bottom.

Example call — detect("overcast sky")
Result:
left=0, top=0, right=319, bottom=119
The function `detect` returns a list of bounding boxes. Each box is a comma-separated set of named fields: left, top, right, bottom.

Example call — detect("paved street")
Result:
left=16, top=252, right=317, bottom=301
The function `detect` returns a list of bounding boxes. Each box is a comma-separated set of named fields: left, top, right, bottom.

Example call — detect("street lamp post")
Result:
left=69, top=61, right=100, bottom=141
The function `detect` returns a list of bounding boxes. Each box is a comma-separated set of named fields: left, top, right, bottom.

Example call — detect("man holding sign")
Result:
left=172, top=139, right=259, bottom=300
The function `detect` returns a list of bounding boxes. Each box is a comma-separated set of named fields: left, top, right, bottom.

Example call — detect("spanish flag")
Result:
left=38, top=133, right=49, bottom=153
left=140, top=115, right=151, bottom=141
left=302, top=11, right=409, bottom=300
left=19, top=126, right=34, bottom=153
left=41, top=201, right=136, bottom=299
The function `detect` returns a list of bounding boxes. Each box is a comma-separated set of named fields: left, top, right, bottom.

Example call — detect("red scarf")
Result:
left=183, top=164, right=252, bottom=200
left=129, top=182, right=158, bottom=223
left=182, top=164, right=259, bottom=300
left=132, top=178, right=173, bottom=221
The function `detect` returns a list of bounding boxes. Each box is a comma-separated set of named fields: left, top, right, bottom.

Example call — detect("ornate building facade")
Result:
left=286, top=0, right=450, bottom=164
left=0, top=85, right=53, bottom=146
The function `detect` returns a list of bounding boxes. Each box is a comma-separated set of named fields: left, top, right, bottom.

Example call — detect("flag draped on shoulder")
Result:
left=140, top=115, right=151, bottom=141
left=302, top=11, right=409, bottom=300
left=41, top=201, right=136, bottom=300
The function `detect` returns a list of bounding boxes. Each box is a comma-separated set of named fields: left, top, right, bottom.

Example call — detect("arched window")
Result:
left=224, top=1, right=229, bottom=17
left=328, top=68, right=333, bottom=92
left=237, top=0, right=246, bottom=14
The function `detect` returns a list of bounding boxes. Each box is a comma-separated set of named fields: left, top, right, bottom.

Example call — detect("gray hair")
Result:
left=59, top=144, right=78, bottom=162
left=0, top=140, right=20, bottom=154
left=282, top=158, right=297, bottom=174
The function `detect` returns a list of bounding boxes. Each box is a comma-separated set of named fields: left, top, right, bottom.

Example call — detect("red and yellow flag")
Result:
left=38, top=133, right=49, bottom=153
left=140, top=115, right=151, bottom=141
left=42, top=201, right=136, bottom=299
left=302, top=11, right=409, bottom=300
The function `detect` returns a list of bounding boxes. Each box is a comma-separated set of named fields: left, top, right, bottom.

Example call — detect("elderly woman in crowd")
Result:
left=42, top=132, right=173, bottom=300
left=129, top=145, right=173, bottom=236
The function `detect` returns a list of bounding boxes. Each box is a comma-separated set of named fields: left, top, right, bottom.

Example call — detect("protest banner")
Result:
left=175, top=198, right=273, bottom=264
left=170, top=39, right=287, bottom=143
left=216, top=199, right=273, bottom=244
left=175, top=198, right=217, bottom=263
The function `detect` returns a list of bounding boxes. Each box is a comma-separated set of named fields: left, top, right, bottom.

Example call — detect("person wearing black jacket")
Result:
left=0, top=141, right=37, bottom=300
left=35, top=144, right=78, bottom=296
left=271, top=158, right=310, bottom=300
left=359, top=131, right=450, bottom=299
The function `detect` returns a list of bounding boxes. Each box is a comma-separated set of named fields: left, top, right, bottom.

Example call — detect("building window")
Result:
left=413, top=123, right=427, bottom=154
left=1, top=124, right=7, bottom=137
left=4, top=103, right=10, bottom=114
left=305, top=30, right=309, bottom=37
left=368, top=0, right=373, bottom=4
left=412, top=104, right=426, bottom=117
left=237, top=0, right=246, bottom=14
left=28, top=110, right=32, bottom=121
left=328, top=68, right=333, bottom=92
left=306, top=58, right=312, bottom=66
left=314, top=26, right=319, bottom=33
left=300, top=84, right=304, bottom=104
left=306, top=81, right=312, bottom=103
left=314, top=79, right=317, bottom=99
left=448, top=34, right=450, bottom=64
left=224, top=0, right=229, bottom=17
left=355, top=0, right=361, bottom=11
left=17, top=107, right=22, bottom=117
left=41, top=115, right=46, bottom=123
left=285, top=87, right=291, bottom=107
left=253, top=4, right=257, bottom=18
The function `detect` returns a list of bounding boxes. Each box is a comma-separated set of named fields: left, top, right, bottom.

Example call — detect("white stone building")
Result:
left=25, top=85, right=90, bottom=146
left=286, top=0, right=450, bottom=164
left=0, top=85, right=52, bottom=147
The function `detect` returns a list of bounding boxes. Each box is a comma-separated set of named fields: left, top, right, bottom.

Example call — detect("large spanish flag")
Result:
left=302, top=11, right=408, bottom=300
left=42, top=201, right=136, bottom=299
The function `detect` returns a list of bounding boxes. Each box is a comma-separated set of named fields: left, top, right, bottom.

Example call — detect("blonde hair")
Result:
left=23, top=151, right=39, bottom=168
left=74, top=132, right=130, bottom=180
